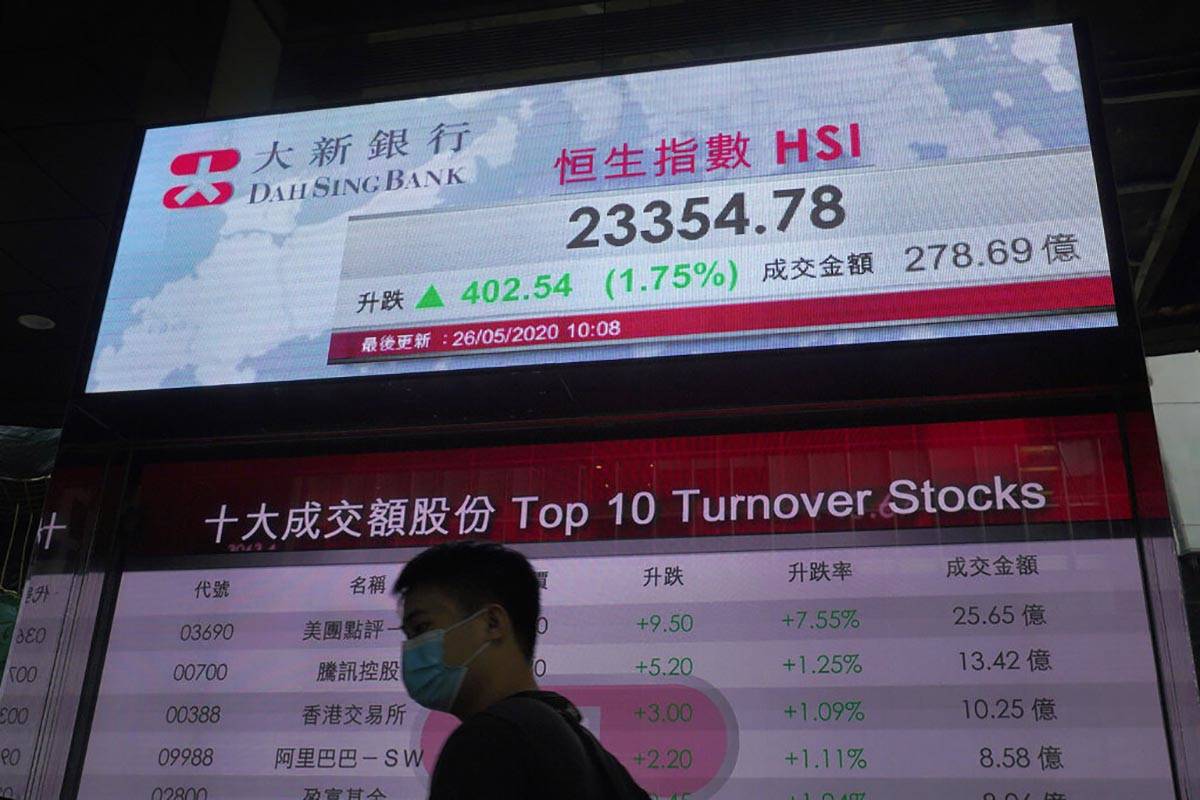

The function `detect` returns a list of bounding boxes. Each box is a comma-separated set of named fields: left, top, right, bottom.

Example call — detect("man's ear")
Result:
left=482, top=603, right=508, bottom=641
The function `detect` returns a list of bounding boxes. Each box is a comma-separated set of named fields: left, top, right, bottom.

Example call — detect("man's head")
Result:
left=393, top=541, right=541, bottom=716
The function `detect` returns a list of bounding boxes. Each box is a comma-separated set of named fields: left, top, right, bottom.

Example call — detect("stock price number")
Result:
left=567, top=186, right=845, bottom=250
left=632, top=747, right=693, bottom=770
left=636, top=613, right=694, bottom=634
left=157, top=747, right=214, bottom=768
left=634, top=656, right=694, bottom=677
left=634, top=702, right=693, bottom=724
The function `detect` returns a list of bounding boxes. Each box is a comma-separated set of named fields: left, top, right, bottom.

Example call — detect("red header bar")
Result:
left=134, top=414, right=1130, bottom=557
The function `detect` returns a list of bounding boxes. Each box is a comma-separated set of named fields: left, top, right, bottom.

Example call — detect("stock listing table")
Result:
left=75, top=535, right=1175, bottom=800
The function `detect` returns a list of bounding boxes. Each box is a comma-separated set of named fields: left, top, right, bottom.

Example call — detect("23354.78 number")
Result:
left=566, top=187, right=845, bottom=250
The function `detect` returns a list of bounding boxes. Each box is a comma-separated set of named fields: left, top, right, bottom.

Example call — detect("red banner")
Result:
left=133, top=414, right=1130, bottom=557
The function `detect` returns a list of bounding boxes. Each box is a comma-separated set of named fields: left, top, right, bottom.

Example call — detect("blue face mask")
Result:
left=402, top=608, right=492, bottom=712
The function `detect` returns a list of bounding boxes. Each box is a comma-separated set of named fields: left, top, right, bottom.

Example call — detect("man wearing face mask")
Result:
left=393, top=540, right=651, bottom=800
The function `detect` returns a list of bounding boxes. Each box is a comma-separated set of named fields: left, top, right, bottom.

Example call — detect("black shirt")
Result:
left=429, top=690, right=650, bottom=800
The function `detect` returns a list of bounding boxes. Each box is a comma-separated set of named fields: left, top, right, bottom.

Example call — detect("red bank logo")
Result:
left=162, top=149, right=240, bottom=209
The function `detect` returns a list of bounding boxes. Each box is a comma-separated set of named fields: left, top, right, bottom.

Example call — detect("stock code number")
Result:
left=6, top=666, right=37, bottom=684
left=567, top=187, right=846, bottom=250
left=0, top=706, right=29, bottom=725
left=157, top=747, right=214, bottom=768
left=171, top=663, right=228, bottom=682
left=165, top=705, right=222, bottom=725
left=179, top=623, right=234, bottom=642
left=151, top=789, right=208, bottom=800
left=14, top=626, right=47, bottom=645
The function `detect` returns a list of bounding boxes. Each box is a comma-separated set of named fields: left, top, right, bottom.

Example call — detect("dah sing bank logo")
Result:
left=162, top=149, right=240, bottom=209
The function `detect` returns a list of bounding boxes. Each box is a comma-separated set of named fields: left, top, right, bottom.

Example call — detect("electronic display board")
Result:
left=58, top=415, right=1181, bottom=798
left=88, top=23, right=1118, bottom=393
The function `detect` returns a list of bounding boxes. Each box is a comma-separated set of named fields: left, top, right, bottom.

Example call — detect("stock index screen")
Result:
left=63, top=415, right=1181, bottom=798
left=87, top=23, right=1117, bottom=393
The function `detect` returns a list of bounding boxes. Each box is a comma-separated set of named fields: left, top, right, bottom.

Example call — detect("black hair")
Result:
left=392, top=541, right=540, bottom=662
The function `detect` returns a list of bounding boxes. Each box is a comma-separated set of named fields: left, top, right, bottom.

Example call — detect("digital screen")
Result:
left=88, top=23, right=1117, bottom=393
left=70, top=415, right=1179, bottom=797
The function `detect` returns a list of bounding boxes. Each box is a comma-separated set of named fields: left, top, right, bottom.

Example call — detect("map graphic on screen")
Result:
left=87, top=23, right=1116, bottom=393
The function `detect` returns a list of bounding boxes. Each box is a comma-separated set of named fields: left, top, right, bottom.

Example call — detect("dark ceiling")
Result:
left=1, top=0, right=1198, bottom=429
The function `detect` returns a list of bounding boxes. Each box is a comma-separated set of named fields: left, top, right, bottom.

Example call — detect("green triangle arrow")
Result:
left=415, top=284, right=444, bottom=309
